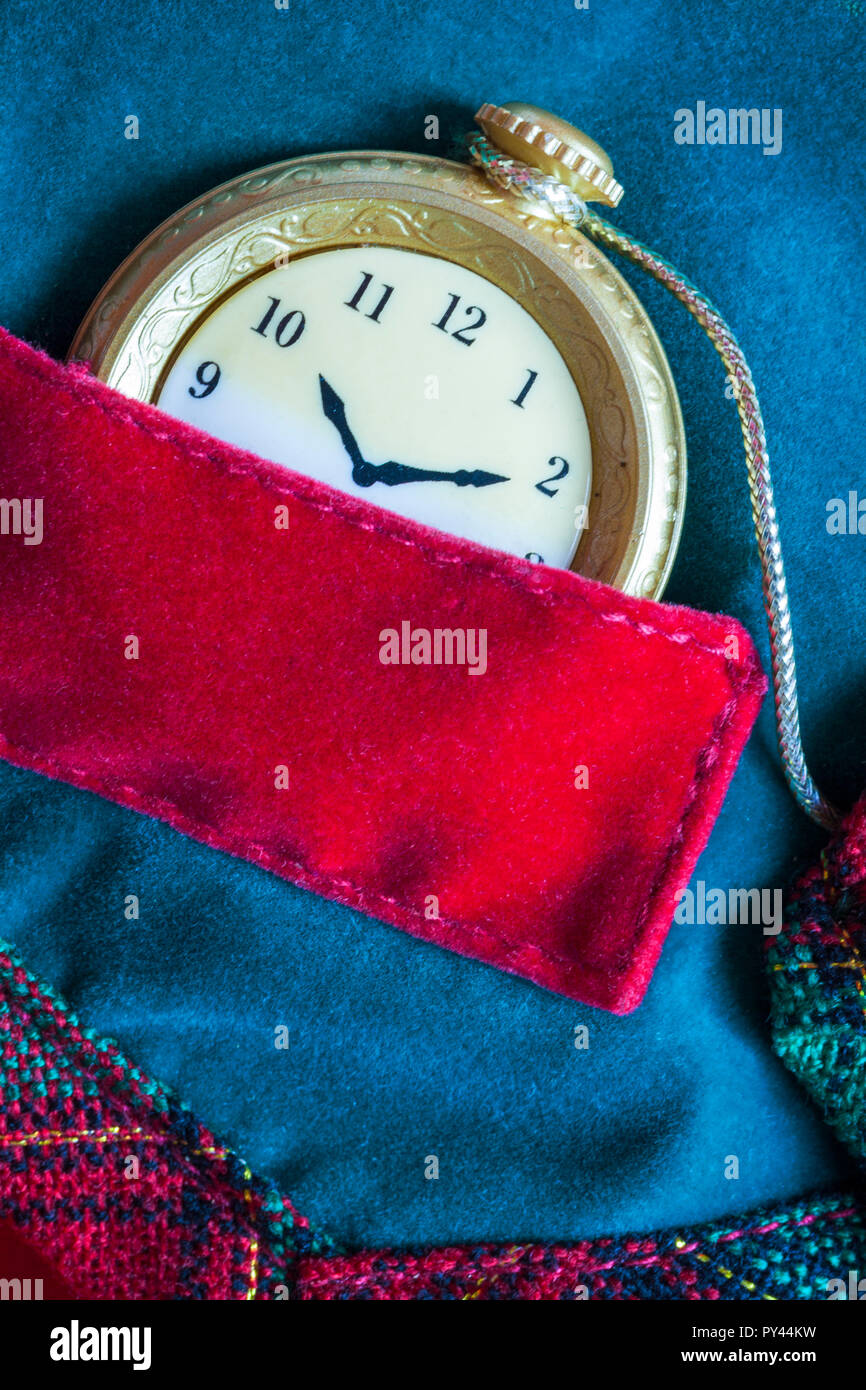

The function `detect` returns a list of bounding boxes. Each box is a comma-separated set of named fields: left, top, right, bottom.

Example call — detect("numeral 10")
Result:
left=252, top=297, right=306, bottom=346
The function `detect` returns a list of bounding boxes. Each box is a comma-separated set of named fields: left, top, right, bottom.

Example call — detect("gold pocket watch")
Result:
left=70, top=101, right=686, bottom=596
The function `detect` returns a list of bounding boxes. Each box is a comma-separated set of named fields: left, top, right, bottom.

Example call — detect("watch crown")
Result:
left=475, top=102, right=623, bottom=208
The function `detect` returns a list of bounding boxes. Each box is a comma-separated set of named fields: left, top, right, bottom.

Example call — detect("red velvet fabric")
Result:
left=0, top=1221, right=74, bottom=1300
left=0, top=328, right=765, bottom=1012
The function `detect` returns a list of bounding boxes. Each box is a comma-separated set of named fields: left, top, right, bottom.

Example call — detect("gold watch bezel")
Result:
left=69, top=150, right=686, bottom=598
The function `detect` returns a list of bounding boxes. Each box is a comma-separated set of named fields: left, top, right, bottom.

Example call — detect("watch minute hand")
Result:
left=373, top=461, right=510, bottom=488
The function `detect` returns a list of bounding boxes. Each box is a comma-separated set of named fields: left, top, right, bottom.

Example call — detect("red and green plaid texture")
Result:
left=767, top=795, right=866, bottom=1165
left=2, top=794, right=866, bottom=1299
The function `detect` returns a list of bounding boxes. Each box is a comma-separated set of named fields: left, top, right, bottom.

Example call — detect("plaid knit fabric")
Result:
left=767, top=793, right=866, bottom=1166
left=295, top=1194, right=864, bottom=1299
left=1, top=928, right=865, bottom=1299
left=0, top=941, right=330, bottom=1300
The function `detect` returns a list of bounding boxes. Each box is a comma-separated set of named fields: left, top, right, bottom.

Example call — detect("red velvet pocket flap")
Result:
left=0, top=328, right=765, bottom=1011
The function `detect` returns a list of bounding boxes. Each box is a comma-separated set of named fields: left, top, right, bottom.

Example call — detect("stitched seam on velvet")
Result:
left=0, top=338, right=761, bottom=983
left=3, top=335, right=756, bottom=665
left=0, top=687, right=742, bottom=984
left=622, top=682, right=742, bottom=975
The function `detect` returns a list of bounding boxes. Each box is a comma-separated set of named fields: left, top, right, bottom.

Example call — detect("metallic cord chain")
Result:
left=469, top=133, right=840, bottom=830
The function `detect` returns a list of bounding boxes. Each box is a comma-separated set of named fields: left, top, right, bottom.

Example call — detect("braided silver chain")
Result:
left=469, top=134, right=839, bottom=830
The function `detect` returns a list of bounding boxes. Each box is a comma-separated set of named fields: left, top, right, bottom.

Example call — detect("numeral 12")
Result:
left=433, top=293, right=487, bottom=345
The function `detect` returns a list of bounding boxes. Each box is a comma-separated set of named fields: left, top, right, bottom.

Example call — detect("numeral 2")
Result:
left=433, top=293, right=487, bottom=345
left=345, top=271, right=394, bottom=322
left=252, top=296, right=306, bottom=346
left=535, top=456, right=570, bottom=498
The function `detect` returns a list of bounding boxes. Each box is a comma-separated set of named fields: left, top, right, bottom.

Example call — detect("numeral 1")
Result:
left=512, top=369, right=538, bottom=408
left=345, top=272, right=394, bottom=322
left=251, top=296, right=306, bottom=347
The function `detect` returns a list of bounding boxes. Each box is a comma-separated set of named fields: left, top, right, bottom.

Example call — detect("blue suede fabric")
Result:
left=0, top=0, right=862, bottom=1248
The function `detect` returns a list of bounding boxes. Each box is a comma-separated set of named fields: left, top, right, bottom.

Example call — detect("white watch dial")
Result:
left=158, top=245, right=592, bottom=567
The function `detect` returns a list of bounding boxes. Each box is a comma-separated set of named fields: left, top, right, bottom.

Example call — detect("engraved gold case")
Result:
left=70, top=147, right=686, bottom=597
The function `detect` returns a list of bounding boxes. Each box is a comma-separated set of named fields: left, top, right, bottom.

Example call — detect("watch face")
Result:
left=157, top=246, right=592, bottom=567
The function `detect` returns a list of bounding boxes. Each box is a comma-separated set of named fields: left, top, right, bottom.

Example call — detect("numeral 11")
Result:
left=345, top=272, right=394, bottom=322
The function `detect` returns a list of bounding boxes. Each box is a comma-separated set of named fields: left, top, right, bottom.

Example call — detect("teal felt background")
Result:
left=0, top=0, right=863, bottom=1247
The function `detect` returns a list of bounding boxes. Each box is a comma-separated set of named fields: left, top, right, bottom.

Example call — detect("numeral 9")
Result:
left=188, top=361, right=221, bottom=398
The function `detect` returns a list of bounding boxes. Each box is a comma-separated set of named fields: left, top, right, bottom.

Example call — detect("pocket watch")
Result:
left=70, top=101, right=686, bottom=596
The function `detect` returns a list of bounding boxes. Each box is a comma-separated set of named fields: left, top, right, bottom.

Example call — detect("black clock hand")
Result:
left=318, top=375, right=509, bottom=488
left=370, top=461, right=509, bottom=488
left=319, top=375, right=367, bottom=473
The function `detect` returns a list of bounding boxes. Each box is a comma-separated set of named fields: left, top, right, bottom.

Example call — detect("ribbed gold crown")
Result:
left=475, top=102, right=623, bottom=208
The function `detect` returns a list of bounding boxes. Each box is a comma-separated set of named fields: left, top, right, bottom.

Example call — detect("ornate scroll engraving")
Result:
left=70, top=153, right=685, bottom=597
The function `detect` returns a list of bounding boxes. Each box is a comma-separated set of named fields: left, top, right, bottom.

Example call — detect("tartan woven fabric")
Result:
left=767, top=793, right=866, bottom=1167
left=1, top=937, right=864, bottom=1300
left=296, top=1194, right=864, bottom=1300
left=0, top=941, right=329, bottom=1300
